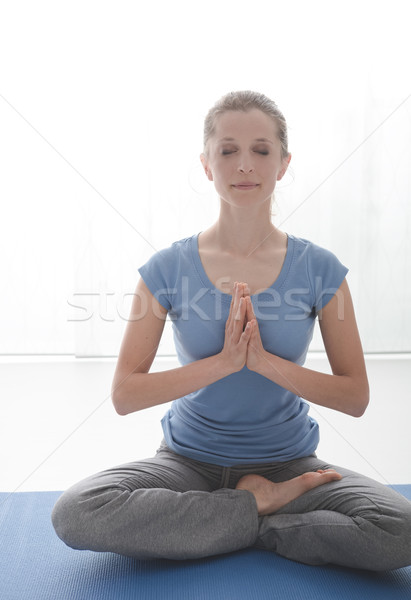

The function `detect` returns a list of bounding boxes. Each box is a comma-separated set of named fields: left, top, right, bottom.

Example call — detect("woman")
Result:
left=52, top=91, right=411, bottom=570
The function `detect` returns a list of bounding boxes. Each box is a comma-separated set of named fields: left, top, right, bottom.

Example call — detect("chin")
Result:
left=219, top=191, right=270, bottom=209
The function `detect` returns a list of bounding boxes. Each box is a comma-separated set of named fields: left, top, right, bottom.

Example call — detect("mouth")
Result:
left=232, top=183, right=260, bottom=191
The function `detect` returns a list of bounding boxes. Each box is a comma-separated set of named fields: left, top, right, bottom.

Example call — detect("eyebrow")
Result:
left=218, top=137, right=274, bottom=144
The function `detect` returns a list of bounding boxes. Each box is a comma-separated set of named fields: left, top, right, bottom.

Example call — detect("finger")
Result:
left=240, top=320, right=253, bottom=344
left=249, top=296, right=256, bottom=317
left=249, top=320, right=263, bottom=349
left=248, top=319, right=258, bottom=340
left=244, top=296, right=251, bottom=320
left=237, top=284, right=249, bottom=318
left=226, top=298, right=235, bottom=329
left=228, top=282, right=240, bottom=319
left=245, top=296, right=255, bottom=321
left=234, top=296, right=246, bottom=322
left=237, top=282, right=248, bottom=299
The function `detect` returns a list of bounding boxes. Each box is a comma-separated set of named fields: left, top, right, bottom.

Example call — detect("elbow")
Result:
left=113, top=401, right=129, bottom=416
left=351, top=404, right=367, bottom=418
left=112, top=387, right=145, bottom=416
left=111, top=372, right=147, bottom=415
left=350, top=386, right=370, bottom=418
left=112, top=396, right=126, bottom=416
left=111, top=389, right=130, bottom=416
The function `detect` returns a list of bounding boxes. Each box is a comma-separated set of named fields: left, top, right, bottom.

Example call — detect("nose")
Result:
left=237, top=154, right=254, bottom=174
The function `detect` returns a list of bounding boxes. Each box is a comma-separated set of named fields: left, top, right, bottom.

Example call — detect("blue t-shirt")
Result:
left=138, top=232, right=348, bottom=466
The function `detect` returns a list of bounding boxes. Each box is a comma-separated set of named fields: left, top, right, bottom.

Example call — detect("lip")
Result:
left=232, top=182, right=259, bottom=190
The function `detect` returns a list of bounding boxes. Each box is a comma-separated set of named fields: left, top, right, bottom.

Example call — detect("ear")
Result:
left=200, top=153, right=213, bottom=181
left=277, top=153, right=292, bottom=181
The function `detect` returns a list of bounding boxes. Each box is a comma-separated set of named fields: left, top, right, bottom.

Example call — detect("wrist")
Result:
left=249, top=348, right=272, bottom=376
left=212, top=352, right=237, bottom=379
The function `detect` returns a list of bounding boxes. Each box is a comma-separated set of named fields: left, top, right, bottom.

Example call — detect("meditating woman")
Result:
left=52, top=90, right=411, bottom=570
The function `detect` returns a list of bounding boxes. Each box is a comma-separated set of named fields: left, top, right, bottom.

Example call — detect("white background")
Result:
left=1, top=0, right=411, bottom=357
left=0, top=1, right=411, bottom=491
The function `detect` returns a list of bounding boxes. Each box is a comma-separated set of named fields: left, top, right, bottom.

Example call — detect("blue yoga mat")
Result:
left=1, top=486, right=411, bottom=600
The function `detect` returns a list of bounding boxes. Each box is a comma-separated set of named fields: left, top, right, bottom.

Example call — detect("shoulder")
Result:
left=138, top=233, right=198, bottom=286
left=142, top=233, right=196, bottom=265
left=288, top=234, right=337, bottom=259
left=287, top=234, right=349, bottom=312
left=137, top=234, right=198, bottom=310
left=288, top=234, right=347, bottom=272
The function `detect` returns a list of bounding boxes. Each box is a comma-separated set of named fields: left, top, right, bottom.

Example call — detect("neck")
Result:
left=207, top=200, right=280, bottom=257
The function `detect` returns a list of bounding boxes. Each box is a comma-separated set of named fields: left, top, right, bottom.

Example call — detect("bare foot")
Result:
left=236, top=470, right=342, bottom=516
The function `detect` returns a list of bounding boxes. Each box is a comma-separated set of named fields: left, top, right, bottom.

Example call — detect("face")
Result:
left=201, top=109, right=291, bottom=208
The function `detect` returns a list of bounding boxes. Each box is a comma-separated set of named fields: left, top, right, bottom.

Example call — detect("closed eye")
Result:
left=220, top=148, right=269, bottom=156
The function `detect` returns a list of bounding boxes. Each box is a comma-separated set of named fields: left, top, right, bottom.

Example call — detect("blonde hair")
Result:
left=203, top=90, right=290, bottom=159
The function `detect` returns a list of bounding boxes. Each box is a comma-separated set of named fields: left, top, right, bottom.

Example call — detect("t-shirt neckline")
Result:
left=190, top=231, right=294, bottom=300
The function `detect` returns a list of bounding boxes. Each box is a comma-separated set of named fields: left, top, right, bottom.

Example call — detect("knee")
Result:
left=396, top=501, right=411, bottom=568
left=51, top=487, right=88, bottom=550
left=373, top=498, right=411, bottom=571
left=52, top=481, right=132, bottom=553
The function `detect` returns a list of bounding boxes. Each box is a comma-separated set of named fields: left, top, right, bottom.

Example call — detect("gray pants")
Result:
left=52, top=441, right=411, bottom=571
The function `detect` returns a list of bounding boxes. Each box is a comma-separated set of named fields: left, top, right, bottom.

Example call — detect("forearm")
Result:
left=254, top=351, right=369, bottom=417
left=112, top=353, right=231, bottom=415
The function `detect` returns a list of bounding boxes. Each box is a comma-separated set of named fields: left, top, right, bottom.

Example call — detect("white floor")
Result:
left=1, top=354, right=410, bottom=492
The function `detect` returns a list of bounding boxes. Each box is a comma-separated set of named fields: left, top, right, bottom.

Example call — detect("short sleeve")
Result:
left=306, top=243, right=349, bottom=313
left=138, top=246, right=177, bottom=311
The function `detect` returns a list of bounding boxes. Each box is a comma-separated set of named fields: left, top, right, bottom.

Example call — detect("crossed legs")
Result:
left=52, top=445, right=411, bottom=570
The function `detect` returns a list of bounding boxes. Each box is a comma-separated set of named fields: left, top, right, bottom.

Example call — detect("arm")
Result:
left=111, top=279, right=251, bottom=415
left=246, top=278, right=369, bottom=417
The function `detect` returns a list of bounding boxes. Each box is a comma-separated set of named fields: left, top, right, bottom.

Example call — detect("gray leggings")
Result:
left=52, top=441, right=411, bottom=571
